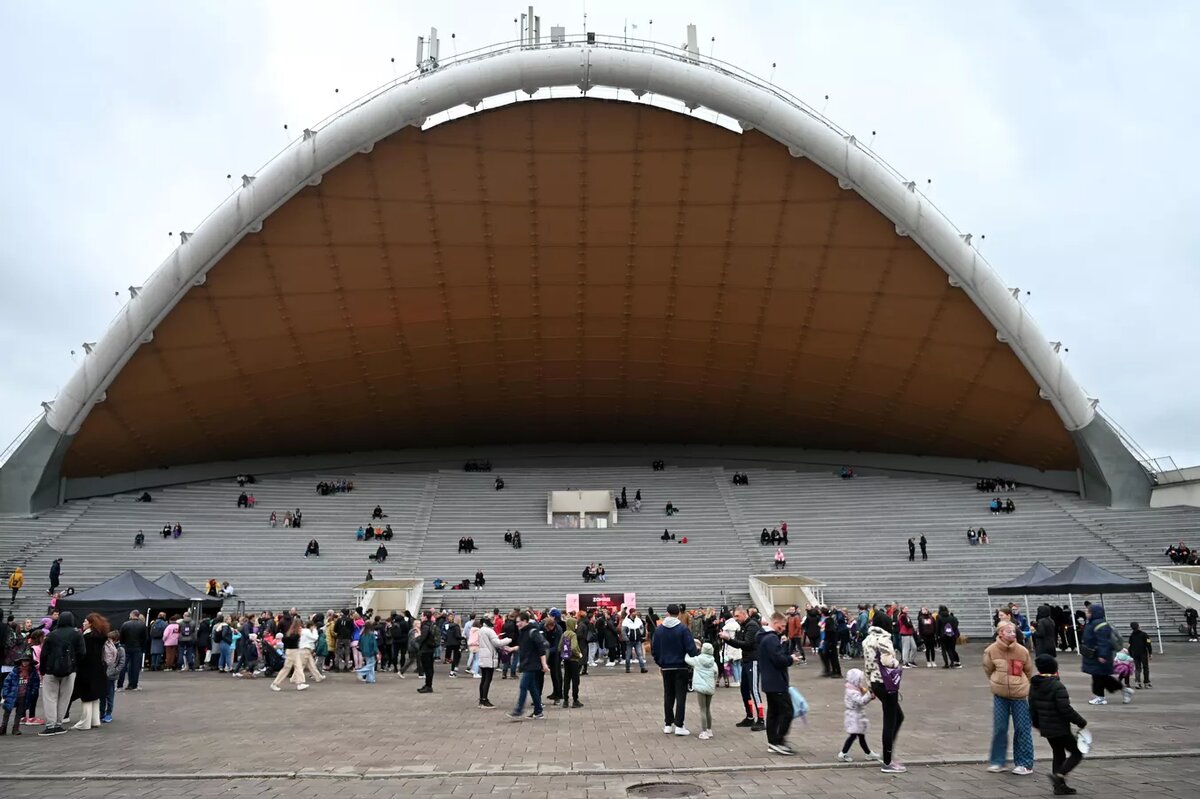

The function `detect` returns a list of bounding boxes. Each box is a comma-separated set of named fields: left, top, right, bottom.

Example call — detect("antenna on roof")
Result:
left=416, top=26, right=440, bottom=72
left=686, top=24, right=699, bottom=63
left=520, top=7, right=541, bottom=47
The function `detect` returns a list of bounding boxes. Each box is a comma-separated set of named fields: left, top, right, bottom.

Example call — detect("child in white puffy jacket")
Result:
left=836, top=668, right=880, bottom=762
left=685, top=642, right=719, bottom=740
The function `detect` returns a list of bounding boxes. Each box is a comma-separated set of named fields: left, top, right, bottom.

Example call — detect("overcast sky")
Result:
left=1, top=1, right=1197, bottom=469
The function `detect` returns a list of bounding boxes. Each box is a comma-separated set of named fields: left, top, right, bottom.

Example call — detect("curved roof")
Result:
left=44, top=42, right=1094, bottom=477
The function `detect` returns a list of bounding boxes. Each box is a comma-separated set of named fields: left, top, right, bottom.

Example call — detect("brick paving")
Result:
left=1, top=643, right=1197, bottom=798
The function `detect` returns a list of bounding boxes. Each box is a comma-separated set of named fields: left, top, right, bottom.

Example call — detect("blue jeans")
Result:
left=730, top=660, right=742, bottom=683
left=101, top=679, right=116, bottom=718
left=625, top=641, right=645, bottom=668
left=178, top=642, right=194, bottom=669
left=990, top=695, right=1034, bottom=768
left=123, top=649, right=143, bottom=689
left=218, top=642, right=232, bottom=671
left=356, top=659, right=376, bottom=683
left=513, top=670, right=544, bottom=716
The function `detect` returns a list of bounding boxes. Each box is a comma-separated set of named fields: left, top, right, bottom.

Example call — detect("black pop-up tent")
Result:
left=57, top=569, right=191, bottom=628
left=1024, top=557, right=1161, bottom=651
left=986, top=561, right=1057, bottom=616
left=153, top=572, right=224, bottom=614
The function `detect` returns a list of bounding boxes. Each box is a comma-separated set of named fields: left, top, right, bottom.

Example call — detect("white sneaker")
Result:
left=1088, top=696, right=1107, bottom=705
left=1011, top=766, right=1033, bottom=776
left=698, top=730, right=712, bottom=740
left=663, top=725, right=674, bottom=734
left=270, top=684, right=281, bottom=692
left=836, top=752, right=853, bottom=762
left=1122, top=687, right=1133, bottom=704
left=472, top=673, right=482, bottom=679
left=297, top=683, right=309, bottom=691
left=986, top=764, right=1005, bottom=773
left=673, top=726, right=690, bottom=736
left=731, top=681, right=741, bottom=687
left=867, top=751, right=882, bottom=761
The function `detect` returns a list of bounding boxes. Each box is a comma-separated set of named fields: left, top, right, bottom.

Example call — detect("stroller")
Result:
left=261, top=641, right=286, bottom=677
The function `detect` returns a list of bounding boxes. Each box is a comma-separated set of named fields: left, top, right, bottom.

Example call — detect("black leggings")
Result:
left=562, top=659, right=581, bottom=702
left=871, top=682, right=905, bottom=766
left=841, top=733, right=870, bottom=754
left=941, top=637, right=959, bottom=666
left=447, top=646, right=461, bottom=671
left=922, top=636, right=936, bottom=663
left=1047, top=734, right=1083, bottom=776
left=1134, top=655, right=1150, bottom=684
left=479, top=667, right=495, bottom=702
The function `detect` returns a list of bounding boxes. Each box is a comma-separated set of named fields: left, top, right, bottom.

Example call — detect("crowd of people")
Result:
left=731, top=472, right=750, bottom=485
left=315, top=479, right=354, bottom=494
left=503, top=530, right=523, bottom=548
left=614, top=486, right=641, bottom=511
left=463, top=460, right=492, bottom=472
left=759, top=523, right=789, bottom=545
left=581, top=563, right=607, bottom=583
left=966, top=526, right=990, bottom=545
left=977, top=477, right=1017, bottom=492
left=989, top=497, right=1017, bottom=514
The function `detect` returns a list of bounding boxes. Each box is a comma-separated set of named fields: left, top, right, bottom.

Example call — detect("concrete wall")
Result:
left=1151, top=481, right=1200, bottom=509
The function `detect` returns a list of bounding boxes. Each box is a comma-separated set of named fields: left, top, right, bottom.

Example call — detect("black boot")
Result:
left=0, top=709, right=8, bottom=734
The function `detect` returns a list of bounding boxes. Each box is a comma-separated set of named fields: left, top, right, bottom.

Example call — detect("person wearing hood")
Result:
left=560, top=615, right=584, bottom=708
left=1079, top=604, right=1130, bottom=705
left=621, top=608, right=648, bottom=674
left=982, top=621, right=1035, bottom=775
left=721, top=616, right=743, bottom=687
left=937, top=605, right=961, bottom=668
left=1034, top=605, right=1057, bottom=658
left=2, top=650, right=39, bottom=735
left=651, top=604, right=699, bottom=735
left=6, top=567, right=22, bottom=604
left=1029, top=654, right=1088, bottom=795
left=861, top=614, right=905, bottom=773
left=757, top=612, right=802, bottom=755
left=684, top=641, right=719, bottom=740
left=720, top=606, right=765, bottom=731
left=38, top=610, right=85, bottom=735
left=836, top=668, right=880, bottom=762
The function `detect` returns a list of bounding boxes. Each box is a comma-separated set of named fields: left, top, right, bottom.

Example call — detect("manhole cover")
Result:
left=627, top=782, right=705, bottom=799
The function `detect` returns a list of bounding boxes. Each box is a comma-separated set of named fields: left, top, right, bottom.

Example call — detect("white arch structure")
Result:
left=0, top=34, right=1150, bottom=512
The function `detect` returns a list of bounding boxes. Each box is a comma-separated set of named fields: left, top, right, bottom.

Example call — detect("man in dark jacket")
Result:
left=1029, top=654, right=1088, bottom=795
left=721, top=606, right=765, bottom=730
left=416, top=611, right=437, bottom=693
left=1080, top=604, right=1128, bottom=705
left=542, top=611, right=564, bottom=704
left=757, top=612, right=801, bottom=755
left=507, top=611, right=549, bottom=720
left=651, top=603, right=699, bottom=735
left=118, top=610, right=148, bottom=690
left=576, top=614, right=592, bottom=676
left=1034, top=605, right=1057, bottom=658
left=48, top=559, right=62, bottom=594
left=333, top=611, right=355, bottom=673
left=38, top=610, right=85, bottom=735
left=1127, top=622, right=1152, bottom=688
left=1185, top=607, right=1198, bottom=642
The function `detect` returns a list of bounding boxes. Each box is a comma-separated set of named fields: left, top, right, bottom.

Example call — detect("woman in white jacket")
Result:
left=475, top=616, right=512, bottom=709
left=722, top=617, right=742, bottom=687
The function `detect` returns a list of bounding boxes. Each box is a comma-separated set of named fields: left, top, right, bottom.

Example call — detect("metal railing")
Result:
left=0, top=412, right=44, bottom=468
left=1097, top=408, right=1183, bottom=484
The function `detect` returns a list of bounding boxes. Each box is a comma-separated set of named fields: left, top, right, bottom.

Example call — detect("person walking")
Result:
left=6, top=567, right=23, bottom=605
left=355, top=621, right=379, bottom=684
left=919, top=534, right=928, bottom=560
left=270, top=617, right=308, bottom=691
left=299, top=617, right=325, bottom=684
left=651, top=603, right=699, bottom=735
left=1080, top=604, right=1131, bottom=705
left=476, top=613, right=511, bottom=708
left=720, top=606, right=764, bottom=730
left=416, top=610, right=437, bottom=693
left=561, top=615, right=584, bottom=708
left=758, top=612, right=801, bottom=755
left=507, top=611, right=549, bottom=721
left=444, top=614, right=463, bottom=678
left=70, top=613, right=110, bottom=730
left=38, top=610, right=85, bottom=735
left=1030, top=654, right=1089, bottom=795
left=862, top=614, right=906, bottom=773
left=982, top=621, right=1035, bottom=775
left=118, top=610, right=148, bottom=689
left=836, top=668, right=880, bottom=761
left=1128, top=622, right=1152, bottom=688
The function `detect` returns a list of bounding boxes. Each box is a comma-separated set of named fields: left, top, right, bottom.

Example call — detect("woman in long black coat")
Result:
left=71, top=613, right=110, bottom=730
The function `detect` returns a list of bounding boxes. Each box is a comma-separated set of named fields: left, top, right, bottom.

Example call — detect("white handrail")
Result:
left=0, top=412, right=44, bottom=468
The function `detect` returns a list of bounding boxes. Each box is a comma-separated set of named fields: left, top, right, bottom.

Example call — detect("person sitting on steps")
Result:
left=494, top=477, right=505, bottom=491
left=304, top=539, right=320, bottom=557
left=665, top=502, right=680, bottom=516
left=661, top=529, right=671, bottom=542
left=372, top=505, right=386, bottom=520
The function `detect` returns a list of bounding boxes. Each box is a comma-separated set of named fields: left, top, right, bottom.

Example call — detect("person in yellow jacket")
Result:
left=982, top=621, right=1035, bottom=775
left=7, top=567, right=23, bottom=604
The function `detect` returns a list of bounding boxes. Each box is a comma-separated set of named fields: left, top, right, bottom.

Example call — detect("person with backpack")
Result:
left=212, top=614, right=235, bottom=673
left=507, top=611, right=550, bottom=720
left=177, top=613, right=195, bottom=671
left=2, top=650, right=39, bottom=735
left=560, top=615, right=584, bottom=708
left=148, top=612, right=168, bottom=671
left=861, top=613, right=905, bottom=773
left=1029, top=654, right=1089, bottom=795
left=6, top=567, right=23, bottom=605
left=101, top=630, right=124, bottom=723
left=118, top=610, right=148, bottom=689
left=937, top=605, right=961, bottom=668
left=37, top=610, right=85, bottom=735
left=1079, top=604, right=1131, bottom=705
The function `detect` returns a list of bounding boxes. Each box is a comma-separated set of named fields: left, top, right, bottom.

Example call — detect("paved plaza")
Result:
left=2, top=643, right=1198, bottom=798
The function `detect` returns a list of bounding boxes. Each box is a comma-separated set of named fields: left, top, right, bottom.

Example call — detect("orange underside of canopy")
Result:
left=62, top=99, right=1078, bottom=477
